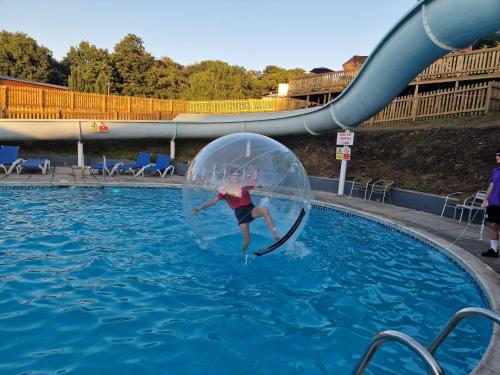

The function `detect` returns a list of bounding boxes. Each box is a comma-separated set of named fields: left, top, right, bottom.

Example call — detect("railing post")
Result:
left=484, top=82, right=493, bottom=113
left=0, top=86, right=7, bottom=118
left=411, top=84, right=419, bottom=121
left=102, top=93, right=107, bottom=113
left=40, top=89, right=45, bottom=110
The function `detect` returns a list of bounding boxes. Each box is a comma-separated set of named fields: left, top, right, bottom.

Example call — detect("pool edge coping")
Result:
left=2, top=181, right=499, bottom=374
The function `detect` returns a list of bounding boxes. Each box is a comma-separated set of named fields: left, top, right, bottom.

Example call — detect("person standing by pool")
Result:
left=193, top=168, right=280, bottom=256
left=480, top=148, right=500, bottom=258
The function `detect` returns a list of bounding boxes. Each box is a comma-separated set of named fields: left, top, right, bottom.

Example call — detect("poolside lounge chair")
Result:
left=349, top=176, right=372, bottom=200
left=16, top=159, right=51, bottom=174
left=134, top=154, right=175, bottom=178
left=116, top=152, right=152, bottom=175
left=89, top=158, right=121, bottom=176
left=369, top=179, right=394, bottom=204
left=0, top=145, right=23, bottom=175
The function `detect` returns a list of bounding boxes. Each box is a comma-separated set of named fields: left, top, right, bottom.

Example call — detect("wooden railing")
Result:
left=288, top=46, right=500, bottom=96
left=363, top=81, right=500, bottom=126
left=288, top=71, right=356, bottom=96
left=0, top=85, right=310, bottom=120
left=416, top=47, right=500, bottom=81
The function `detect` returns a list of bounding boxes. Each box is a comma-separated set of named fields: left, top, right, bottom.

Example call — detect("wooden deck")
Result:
left=288, top=46, right=500, bottom=97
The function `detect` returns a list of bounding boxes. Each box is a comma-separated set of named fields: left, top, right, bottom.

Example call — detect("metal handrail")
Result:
left=429, top=307, right=500, bottom=355
left=352, top=330, right=443, bottom=375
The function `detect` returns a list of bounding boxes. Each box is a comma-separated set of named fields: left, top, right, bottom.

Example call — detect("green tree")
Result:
left=64, top=41, right=114, bottom=93
left=182, top=60, right=254, bottom=100
left=147, top=57, right=187, bottom=99
left=252, top=65, right=306, bottom=97
left=112, top=34, right=155, bottom=96
left=0, top=30, right=63, bottom=84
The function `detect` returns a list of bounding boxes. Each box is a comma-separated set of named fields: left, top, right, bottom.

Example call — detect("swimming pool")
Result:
left=0, top=187, right=492, bottom=374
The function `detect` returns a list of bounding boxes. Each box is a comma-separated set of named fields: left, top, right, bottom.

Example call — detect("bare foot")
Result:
left=272, top=231, right=280, bottom=242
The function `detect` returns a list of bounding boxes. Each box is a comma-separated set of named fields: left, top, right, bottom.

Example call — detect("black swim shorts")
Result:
left=234, top=203, right=255, bottom=225
left=486, top=205, right=500, bottom=224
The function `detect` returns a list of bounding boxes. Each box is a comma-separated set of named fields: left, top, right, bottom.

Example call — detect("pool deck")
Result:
left=1, top=166, right=499, bottom=374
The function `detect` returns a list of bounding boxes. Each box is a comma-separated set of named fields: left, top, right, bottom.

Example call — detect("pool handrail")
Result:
left=352, top=330, right=444, bottom=375
left=428, top=307, right=500, bottom=355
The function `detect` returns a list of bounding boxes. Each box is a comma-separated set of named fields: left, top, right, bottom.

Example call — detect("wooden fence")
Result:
left=363, top=81, right=500, bottom=126
left=0, top=85, right=310, bottom=120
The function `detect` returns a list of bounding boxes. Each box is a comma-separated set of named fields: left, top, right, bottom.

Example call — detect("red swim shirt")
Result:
left=217, top=185, right=254, bottom=209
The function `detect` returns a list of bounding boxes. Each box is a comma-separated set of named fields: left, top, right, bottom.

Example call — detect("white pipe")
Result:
left=77, top=141, right=84, bottom=167
left=170, top=139, right=176, bottom=160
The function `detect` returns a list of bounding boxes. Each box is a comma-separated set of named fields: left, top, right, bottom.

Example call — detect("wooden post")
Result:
left=70, top=92, right=75, bottom=110
left=149, top=98, right=153, bottom=114
left=0, top=86, right=7, bottom=118
left=127, top=96, right=131, bottom=113
left=102, top=94, right=107, bottom=112
left=484, top=82, right=493, bottom=113
left=40, top=89, right=45, bottom=109
left=411, top=84, right=419, bottom=121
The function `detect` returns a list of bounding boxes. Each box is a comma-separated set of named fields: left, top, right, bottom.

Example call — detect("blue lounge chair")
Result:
left=135, top=154, right=175, bottom=178
left=0, top=145, right=23, bottom=175
left=89, top=158, right=121, bottom=176
left=117, top=152, right=152, bottom=175
left=17, top=159, right=51, bottom=174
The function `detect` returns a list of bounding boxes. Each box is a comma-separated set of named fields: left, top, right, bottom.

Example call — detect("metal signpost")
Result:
left=336, top=130, right=354, bottom=195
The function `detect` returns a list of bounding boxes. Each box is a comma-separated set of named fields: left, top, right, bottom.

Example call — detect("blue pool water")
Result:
left=0, top=187, right=491, bottom=374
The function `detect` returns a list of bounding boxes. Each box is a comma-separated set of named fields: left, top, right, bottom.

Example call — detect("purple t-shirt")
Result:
left=489, top=167, right=500, bottom=206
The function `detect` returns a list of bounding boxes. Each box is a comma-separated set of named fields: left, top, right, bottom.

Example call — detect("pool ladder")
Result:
left=352, top=307, right=500, bottom=375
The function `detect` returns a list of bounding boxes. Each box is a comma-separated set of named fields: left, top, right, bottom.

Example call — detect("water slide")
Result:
left=1, top=0, right=499, bottom=141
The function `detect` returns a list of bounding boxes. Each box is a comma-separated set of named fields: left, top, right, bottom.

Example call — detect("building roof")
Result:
left=0, top=75, right=68, bottom=90
left=343, top=55, right=368, bottom=66
left=310, top=67, right=334, bottom=74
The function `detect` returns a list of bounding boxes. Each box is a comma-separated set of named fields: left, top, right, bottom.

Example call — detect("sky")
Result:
left=0, top=0, right=418, bottom=72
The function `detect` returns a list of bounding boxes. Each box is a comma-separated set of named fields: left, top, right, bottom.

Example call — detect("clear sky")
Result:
left=0, top=0, right=417, bottom=71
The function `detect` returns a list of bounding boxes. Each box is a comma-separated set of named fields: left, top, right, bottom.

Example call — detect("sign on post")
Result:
left=336, top=147, right=343, bottom=160
left=342, top=146, right=351, bottom=161
left=336, top=131, right=354, bottom=196
left=336, top=130, right=354, bottom=146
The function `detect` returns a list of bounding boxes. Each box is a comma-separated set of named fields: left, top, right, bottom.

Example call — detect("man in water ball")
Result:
left=193, top=168, right=280, bottom=255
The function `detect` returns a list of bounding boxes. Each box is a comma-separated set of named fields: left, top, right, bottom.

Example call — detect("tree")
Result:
left=112, top=34, right=155, bottom=96
left=64, top=41, right=114, bottom=93
left=252, top=65, right=306, bottom=97
left=147, top=57, right=187, bottom=99
left=182, top=60, right=254, bottom=100
left=0, top=30, right=63, bottom=84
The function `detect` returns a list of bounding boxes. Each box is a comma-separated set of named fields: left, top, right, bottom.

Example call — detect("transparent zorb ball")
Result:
left=182, top=133, right=311, bottom=255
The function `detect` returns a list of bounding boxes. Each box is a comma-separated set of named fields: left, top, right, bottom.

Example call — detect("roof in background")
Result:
left=0, top=75, right=68, bottom=90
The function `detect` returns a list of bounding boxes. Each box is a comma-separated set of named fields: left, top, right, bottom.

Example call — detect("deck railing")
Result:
left=363, top=81, right=500, bottom=126
left=288, top=46, right=500, bottom=96
left=288, top=71, right=356, bottom=96
left=0, top=86, right=310, bottom=120
left=416, top=46, right=500, bottom=81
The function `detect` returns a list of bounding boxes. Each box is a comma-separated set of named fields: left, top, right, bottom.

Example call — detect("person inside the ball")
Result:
left=193, top=168, right=280, bottom=255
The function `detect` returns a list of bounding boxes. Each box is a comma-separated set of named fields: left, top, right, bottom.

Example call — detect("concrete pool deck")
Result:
left=1, top=166, right=499, bottom=374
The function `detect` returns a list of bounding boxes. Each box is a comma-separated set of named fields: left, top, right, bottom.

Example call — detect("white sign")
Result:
left=336, top=130, right=354, bottom=146
left=342, top=146, right=351, bottom=161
